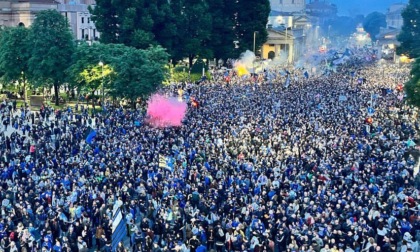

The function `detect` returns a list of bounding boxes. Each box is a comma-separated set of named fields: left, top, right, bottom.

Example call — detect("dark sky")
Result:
left=328, top=0, right=408, bottom=16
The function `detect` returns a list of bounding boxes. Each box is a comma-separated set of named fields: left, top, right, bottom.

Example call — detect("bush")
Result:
left=174, top=65, right=188, bottom=73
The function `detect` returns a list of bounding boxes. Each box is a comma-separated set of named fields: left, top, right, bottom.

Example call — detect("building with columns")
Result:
left=264, top=0, right=309, bottom=63
left=0, top=0, right=58, bottom=27
left=0, top=0, right=99, bottom=41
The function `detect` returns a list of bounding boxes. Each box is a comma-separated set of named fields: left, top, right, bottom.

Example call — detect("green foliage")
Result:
left=234, top=0, right=270, bottom=58
left=66, top=43, right=118, bottom=94
left=68, top=43, right=168, bottom=101
left=171, top=0, right=213, bottom=66
left=191, top=59, right=208, bottom=74
left=397, top=0, right=420, bottom=58
left=109, top=45, right=169, bottom=102
left=172, top=71, right=190, bottom=83
left=88, top=0, right=119, bottom=43
left=0, top=26, right=30, bottom=88
left=404, top=58, right=420, bottom=107
left=362, top=12, right=386, bottom=41
left=90, top=0, right=271, bottom=64
left=27, top=10, right=75, bottom=105
left=90, top=0, right=174, bottom=51
left=207, top=0, right=237, bottom=60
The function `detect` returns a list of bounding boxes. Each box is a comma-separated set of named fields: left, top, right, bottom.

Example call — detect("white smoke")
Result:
left=236, top=50, right=256, bottom=69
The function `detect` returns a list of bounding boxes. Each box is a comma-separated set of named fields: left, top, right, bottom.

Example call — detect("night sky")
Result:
left=328, top=0, right=408, bottom=16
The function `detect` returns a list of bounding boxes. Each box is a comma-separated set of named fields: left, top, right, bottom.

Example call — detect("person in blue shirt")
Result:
left=196, top=243, right=207, bottom=252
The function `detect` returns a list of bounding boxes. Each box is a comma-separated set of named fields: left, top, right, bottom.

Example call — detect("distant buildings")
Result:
left=264, top=0, right=309, bottom=63
left=0, top=0, right=99, bottom=41
left=305, top=0, right=337, bottom=26
left=263, top=0, right=338, bottom=63
left=376, top=3, right=406, bottom=61
left=0, top=0, right=58, bottom=27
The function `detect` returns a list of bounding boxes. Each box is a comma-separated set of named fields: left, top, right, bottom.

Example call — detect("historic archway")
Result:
left=268, top=51, right=275, bottom=60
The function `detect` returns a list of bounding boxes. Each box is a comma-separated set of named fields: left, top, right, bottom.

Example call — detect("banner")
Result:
left=85, top=130, right=96, bottom=144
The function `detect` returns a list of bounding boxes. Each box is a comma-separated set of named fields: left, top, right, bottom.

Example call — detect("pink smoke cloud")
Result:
left=146, top=94, right=187, bottom=128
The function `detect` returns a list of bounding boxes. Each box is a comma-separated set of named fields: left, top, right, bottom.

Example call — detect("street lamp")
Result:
left=253, top=31, right=258, bottom=56
left=253, top=31, right=258, bottom=74
left=98, top=61, right=104, bottom=107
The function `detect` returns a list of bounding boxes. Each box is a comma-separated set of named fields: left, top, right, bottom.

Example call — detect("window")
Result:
left=87, top=18, right=90, bottom=23
left=81, top=17, right=84, bottom=24
left=279, top=0, right=282, bottom=4
left=81, top=29, right=85, bottom=39
left=93, top=29, right=96, bottom=39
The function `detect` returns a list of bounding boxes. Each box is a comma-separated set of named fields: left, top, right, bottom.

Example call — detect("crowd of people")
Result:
left=0, top=53, right=419, bottom=252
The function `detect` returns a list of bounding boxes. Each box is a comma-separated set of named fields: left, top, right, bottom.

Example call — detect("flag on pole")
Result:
left=367, top=107, right=375, bottom=116
left=284, top=75, right=291, bottom=88
left=85, top=130, right=97, bottom=144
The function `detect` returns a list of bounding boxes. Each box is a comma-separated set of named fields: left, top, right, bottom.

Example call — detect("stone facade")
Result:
left=0, top=0, right=99, bottom=41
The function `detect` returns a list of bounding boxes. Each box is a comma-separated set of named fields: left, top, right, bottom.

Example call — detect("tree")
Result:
left=90, top=0, right=175, bottom=50
left=66, top=43, right=116, bottom=103
left=362, top=12, right=386, bottom=41
left=171, top=0, right=212, bottom=67
left=109, top=46, right=169, bottom=106
left=234, top=0, right=270, bottom=58
left=0, top=26, right=31, bottom=102
left=207, top=0, right=238, bottom=61
left=28, top=10, right=75, bottom=105
left=397, top=0, right=420, bottom=58
left=404, top=59, right=420, bottom=107
left=88, top=0, right=120, bottom=43
left=152, top=0, right=180, bottom=62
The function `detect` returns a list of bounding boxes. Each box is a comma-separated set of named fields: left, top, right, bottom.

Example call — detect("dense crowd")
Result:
left=0, top=55, right=419, bottom=252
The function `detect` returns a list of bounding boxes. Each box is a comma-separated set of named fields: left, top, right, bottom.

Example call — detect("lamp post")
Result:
left=98, top=61, right=104, bottom=107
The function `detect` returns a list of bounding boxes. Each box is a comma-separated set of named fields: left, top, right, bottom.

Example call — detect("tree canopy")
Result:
left=0, top=26, right=31, bottom=101
left=66, top=43, right=116, bottom=96
left=67, top=43, right=169, bottom=104
left=362, top=12, right=386, bottom=41
left=90, top=0, right=271, bottom=64
left=398, top=0, right=420, bottom=108
left=234, top=0, right=270, bottom=57
left=397, top=0, right=420, bottom=58
left=109, top=46, right=169, bottom=103
left=404, top=59, right=420, bottom=107
left=27, top=9, right=75, bottom=105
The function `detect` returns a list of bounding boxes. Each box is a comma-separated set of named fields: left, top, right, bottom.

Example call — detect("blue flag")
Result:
left=284, top=75, right=291, bottom=88
left=86, top=130, right=97, bottom=144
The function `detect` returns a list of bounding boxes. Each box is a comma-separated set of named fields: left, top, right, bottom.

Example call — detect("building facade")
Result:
left=270, top=0, right=305, bottom=13
left=0, top=0, right=99, bottom=41
left=0, top=0, right=58, bottom=27
left=58, top=1, right=99, bottom=41
left=265, top=0, right=309, bottom=63
left=377, top=3, right=406, bottom=61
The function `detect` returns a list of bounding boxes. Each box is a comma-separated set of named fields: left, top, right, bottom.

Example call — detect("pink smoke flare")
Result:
left=146, top=94, right=187, bottom=128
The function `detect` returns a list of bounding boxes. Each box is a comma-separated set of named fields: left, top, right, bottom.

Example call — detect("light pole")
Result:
left=98, top=61, right=104, bottom=107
